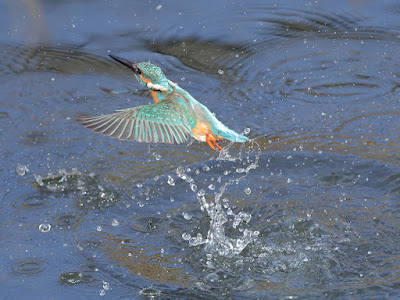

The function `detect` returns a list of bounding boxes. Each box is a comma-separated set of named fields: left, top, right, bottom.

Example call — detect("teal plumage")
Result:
left=78, top=55, right=248, bottom=150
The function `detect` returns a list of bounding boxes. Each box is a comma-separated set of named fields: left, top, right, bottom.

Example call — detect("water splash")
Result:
left=177, top=140, right=261, bottom=257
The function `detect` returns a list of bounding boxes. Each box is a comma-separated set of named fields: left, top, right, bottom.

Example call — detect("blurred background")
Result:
left=1, top=0, right=400, bottom=298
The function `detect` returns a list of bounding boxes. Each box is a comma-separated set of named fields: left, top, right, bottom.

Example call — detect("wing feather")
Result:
left=78, top=98, right=193, bottom=144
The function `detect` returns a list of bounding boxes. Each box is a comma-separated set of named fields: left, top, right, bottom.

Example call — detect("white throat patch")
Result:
left=147, top=82, right=168, bottom=92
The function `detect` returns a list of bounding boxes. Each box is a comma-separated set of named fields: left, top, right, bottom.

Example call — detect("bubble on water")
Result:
left=16, top=163, right=29, bottom=176
left=203, top=166, right=210, bottom=172
left=167, top=175, right=175, bottom=186
left=170, top=196, right=175, bottom=202
left=244, top=187, right=251, bottom=194
left=96, top=225, right=102, bottom=232
left=136, top=183, right=143, bottom=188
left=102, top=281, right=110, bottom=290
left=287, top=178, right=292, bottom=183
left=154, top=175, right=159, bottom=181
left=218, top=69, right=224, bottom=75
left=156, top=4, right=162, bottom=10
left=182, top=233, right=191, bottom=240
left=38, top=223, right=51, bottom=232
left=244, top=127, right=251, bottom=134
left=208, top=184, right=215, bottom=191
left=111, top=219, right=119, bottom=226
left=206, top=272, right=219, bottom=282
left=99, top=289, right=105, bottom=296
left=197, top=189, right=206, bottom=197
left=183, top=212, right=192, bottom=220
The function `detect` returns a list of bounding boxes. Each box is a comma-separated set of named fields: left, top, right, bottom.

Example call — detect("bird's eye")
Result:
left=133, top=65, right=142, bottom=75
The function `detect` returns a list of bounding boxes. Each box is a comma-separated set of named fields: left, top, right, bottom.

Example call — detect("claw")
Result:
left=206, top=133, right=224, bottom=152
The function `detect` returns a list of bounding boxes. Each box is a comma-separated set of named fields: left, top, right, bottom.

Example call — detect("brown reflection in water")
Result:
left=6, top=0, right=50, bottom=45
left=334, top=111, right=400, bottom=133
left=256, top=130, right=400, bottom=167
left=101, top=232, right=194, bottom=287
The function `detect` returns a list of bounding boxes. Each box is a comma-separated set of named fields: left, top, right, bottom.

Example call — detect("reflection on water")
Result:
left=1, top=0, right=400, bottom=298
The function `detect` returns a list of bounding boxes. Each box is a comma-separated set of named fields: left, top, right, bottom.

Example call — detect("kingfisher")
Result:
left=77, top=55, right=248, bottom=151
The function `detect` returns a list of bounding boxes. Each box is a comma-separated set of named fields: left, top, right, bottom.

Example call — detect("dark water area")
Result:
left=1, top=0, right=400, bottom=299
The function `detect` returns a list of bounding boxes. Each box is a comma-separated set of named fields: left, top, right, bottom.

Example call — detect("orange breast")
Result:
left=192, top=121, right=211, bottom=142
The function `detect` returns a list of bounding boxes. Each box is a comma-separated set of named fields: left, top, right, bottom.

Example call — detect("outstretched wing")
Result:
left=77, top=99, right=193, bottom=144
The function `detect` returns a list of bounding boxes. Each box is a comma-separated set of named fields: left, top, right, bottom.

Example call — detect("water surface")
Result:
left=1, top=0, right=400, bottom=299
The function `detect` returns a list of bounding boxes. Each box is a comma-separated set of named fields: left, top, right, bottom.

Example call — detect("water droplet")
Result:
left=190, top=182, right=197, bottom=192
left=208, top=184, right=215, bottom=191
left=111, top=219, right=119, bottom=226
left=218, top=69, right=224, bottom=75
left=244, top=127, right=251, bottom=134
left=96, top=225, right=102, bottom=232
left=287, top=178, right=292, bottom=183
left=140, top=287, right=161, bottom=297
left=183, top=212, right=192, bottom=220
left=203, top=166, right=210, bottom=172
left=102, top=281, right=110, bottom=290
left=99, top=289, right=106, bottom=296
left=244, top=187, right=251, bottom=194
left=189, top=233, right=204, bottom=246
left=156, top=4, right=162, bottom=10
left=197, top=189, right=206, bottom=197
left=182, top=233, right=191, bottom=240
left=154, top=175, right=159, bottom=181
left=167, top=175, right=175, bottom=186
left=136, top=183, right=143, bottom=188
left=16, top=163, right=28, bottom=176
left=39, top=223, right=51, bottom=232
left=176, top=166, right=185, bottom=177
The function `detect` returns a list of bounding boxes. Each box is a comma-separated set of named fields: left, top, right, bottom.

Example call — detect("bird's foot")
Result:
left=206, top=133, right=224, bottom=152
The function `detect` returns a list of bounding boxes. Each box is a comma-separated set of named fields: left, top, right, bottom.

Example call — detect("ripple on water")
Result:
left=13, top=193, right=51, bottom=210
left=139, top=287, right=162, bottom=298
left=54, top=213, right=81, bottom=229
left=0, top=45, right=116, bottom=77
left=12, top=259, right=46, bottom=275
left=59, top=272, right=97, bottom=286
left=34, top=170, right=120, bottom=210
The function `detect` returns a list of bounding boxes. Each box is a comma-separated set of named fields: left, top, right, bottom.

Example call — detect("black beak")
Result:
left=109, top=55, right=141, bottom=75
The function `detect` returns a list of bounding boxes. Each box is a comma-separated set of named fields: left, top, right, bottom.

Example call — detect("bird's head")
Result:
left=109, top=55, right=171, bottom=93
